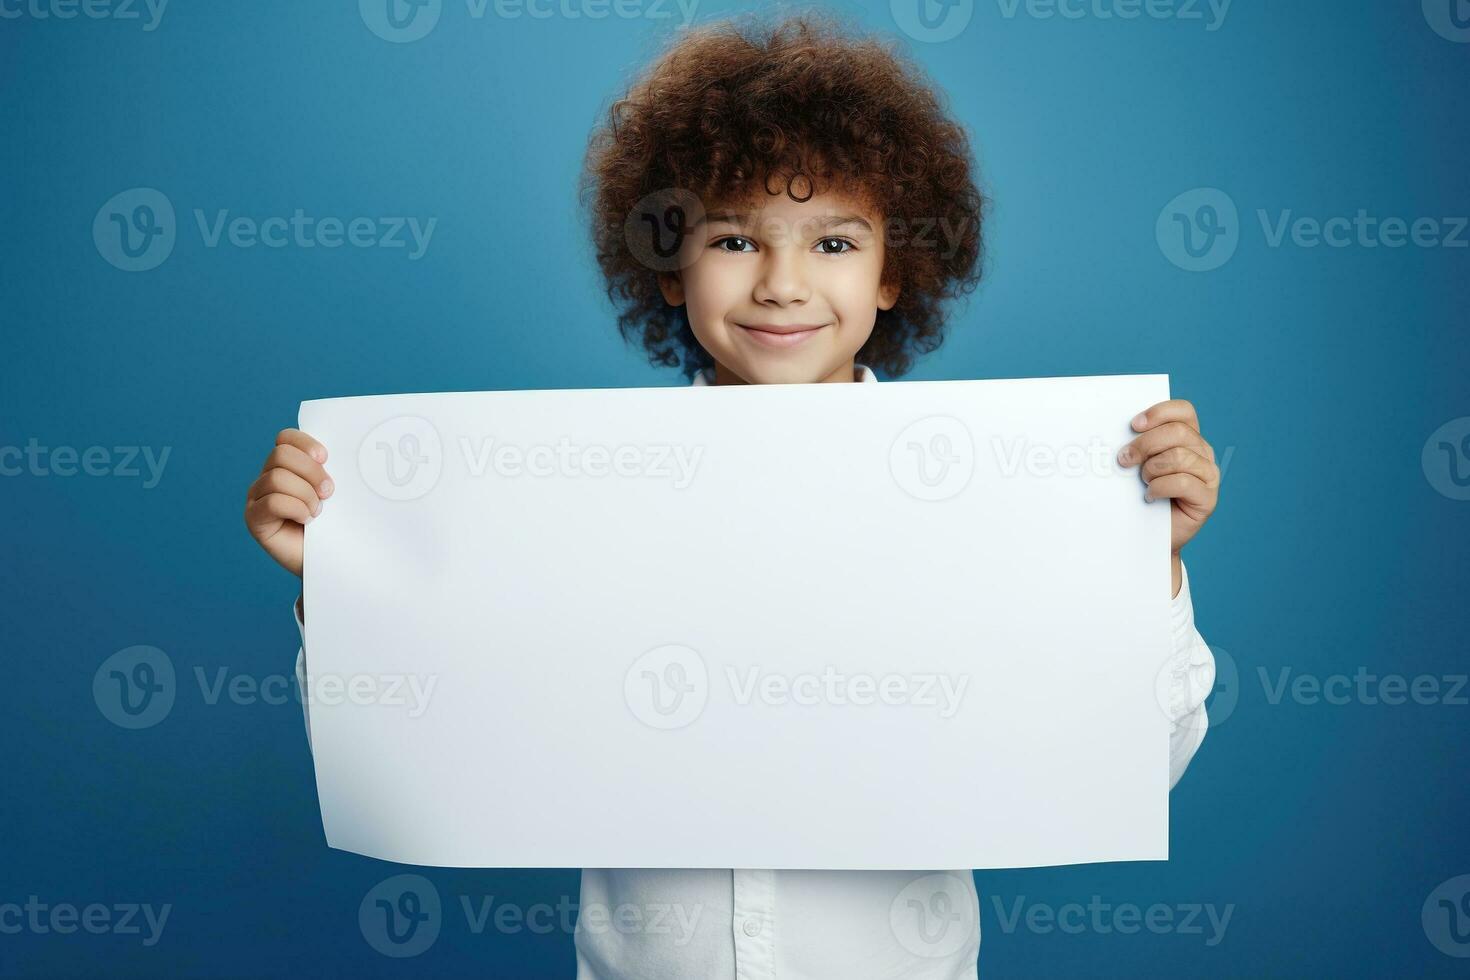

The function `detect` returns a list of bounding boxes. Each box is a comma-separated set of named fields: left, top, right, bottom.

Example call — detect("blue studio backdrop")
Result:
left=2, top=1, right=1468, bottom=977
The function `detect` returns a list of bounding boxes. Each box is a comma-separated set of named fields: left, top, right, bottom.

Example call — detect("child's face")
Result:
left=659, top=187, right=900, bottom=384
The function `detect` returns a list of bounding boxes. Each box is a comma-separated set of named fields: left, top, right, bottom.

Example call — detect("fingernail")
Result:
left=312, top=498, right=322, bottom=516
left=311, top=448, right=327, bottom=463
left=1116, top=447, right=1134, bottom=466
left=320, top=479, right=334, bottom=497
left=1143, top=491, right=1154, bottom=503
left=1131, top=413, right=1148, bottom=431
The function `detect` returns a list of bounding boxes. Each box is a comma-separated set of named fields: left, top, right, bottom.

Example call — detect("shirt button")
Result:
left=742, top=918, right=762, bottom=938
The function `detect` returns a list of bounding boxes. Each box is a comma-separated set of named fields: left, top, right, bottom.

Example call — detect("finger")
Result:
left=1118, top=421, right=1212, bottom=466
left=245, top=492, right=315, bottom=529
left=247, top=467, right=324, bottom=513
left=261, top=444, right=333, bottom=497
left=276, top=428, right=327, bottom=463
left=1144, top=472, right=1216, bottom=510
left=1131, top=399, right=1199, bottom=433
left=1140, top=446, right=1220, bottom=487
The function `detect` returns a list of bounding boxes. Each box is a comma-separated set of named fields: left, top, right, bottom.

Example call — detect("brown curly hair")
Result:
left=580, top=12, right=985, bottom=378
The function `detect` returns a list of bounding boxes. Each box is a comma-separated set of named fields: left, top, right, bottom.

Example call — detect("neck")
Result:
left=712, top=361, right=860, bottom=385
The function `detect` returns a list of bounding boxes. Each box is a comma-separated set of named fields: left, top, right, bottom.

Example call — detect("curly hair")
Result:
left=580, top=12, right=985, bottom=378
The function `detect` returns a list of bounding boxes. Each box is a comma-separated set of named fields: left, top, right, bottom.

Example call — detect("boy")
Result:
left=244, top=14, right=1219, bottom=979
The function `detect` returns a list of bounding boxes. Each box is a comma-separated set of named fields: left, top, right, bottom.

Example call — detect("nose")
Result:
left=752, top=246, right=811, bottom=307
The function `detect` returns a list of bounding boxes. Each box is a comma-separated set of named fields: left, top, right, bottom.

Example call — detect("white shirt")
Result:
left=293, top=363, right=1215, bottom=980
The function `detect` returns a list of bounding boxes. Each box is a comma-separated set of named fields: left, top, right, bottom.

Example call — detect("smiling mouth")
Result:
left=735, top=322, right=830, bottom=349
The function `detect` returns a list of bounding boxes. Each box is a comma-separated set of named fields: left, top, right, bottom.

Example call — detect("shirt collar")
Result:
left=691, top=364, right=878, bottom=386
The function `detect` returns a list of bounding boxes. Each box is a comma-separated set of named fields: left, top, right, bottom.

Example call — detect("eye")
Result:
left=713, top=236, right=756, bottom=253
left=816, top=237, right=854, bottom=254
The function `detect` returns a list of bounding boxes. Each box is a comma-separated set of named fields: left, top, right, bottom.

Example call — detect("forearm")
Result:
left=1165, top=561, right=1213, bottom=789
left=293, top=594, right=313, bottom=751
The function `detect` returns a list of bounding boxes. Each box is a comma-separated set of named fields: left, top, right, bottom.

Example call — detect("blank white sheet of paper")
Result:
left=299, top=374, right=1173, bottom=870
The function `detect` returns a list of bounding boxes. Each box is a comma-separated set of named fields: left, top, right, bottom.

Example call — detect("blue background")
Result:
left=3, top=0, right=1468, bottom=976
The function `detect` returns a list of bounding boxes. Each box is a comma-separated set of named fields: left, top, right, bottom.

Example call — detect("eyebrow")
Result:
left=698, top=212, right=874, bottom=233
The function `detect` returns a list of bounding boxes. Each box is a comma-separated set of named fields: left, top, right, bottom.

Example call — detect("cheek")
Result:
left=679, top=266, right=737, bottom=353
left=831, top=254, right=887, bottom=318
left=679, top=258, right=741, bottom=319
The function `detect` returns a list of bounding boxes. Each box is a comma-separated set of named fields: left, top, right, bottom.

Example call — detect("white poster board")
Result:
left=299, top=374, right=1172, bottom=870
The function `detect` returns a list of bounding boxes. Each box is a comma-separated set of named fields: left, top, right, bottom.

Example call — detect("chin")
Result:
left=733, top=355, right=837, bottom=385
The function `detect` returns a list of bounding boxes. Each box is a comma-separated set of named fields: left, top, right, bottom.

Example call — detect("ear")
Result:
left=877, top=279, right=900, bottom=311
left=657, top=272, right=685, bottom=307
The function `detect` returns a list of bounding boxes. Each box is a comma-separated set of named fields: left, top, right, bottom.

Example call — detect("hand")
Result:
left=243, top=428, right=333, bottom=578
left=1116, top=399, right=1220, bottom=594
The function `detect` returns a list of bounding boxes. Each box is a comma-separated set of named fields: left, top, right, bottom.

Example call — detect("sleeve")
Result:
left=1163, top=561, right=1214, bottom=789
left=293, top=594, right=313, bottom=752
